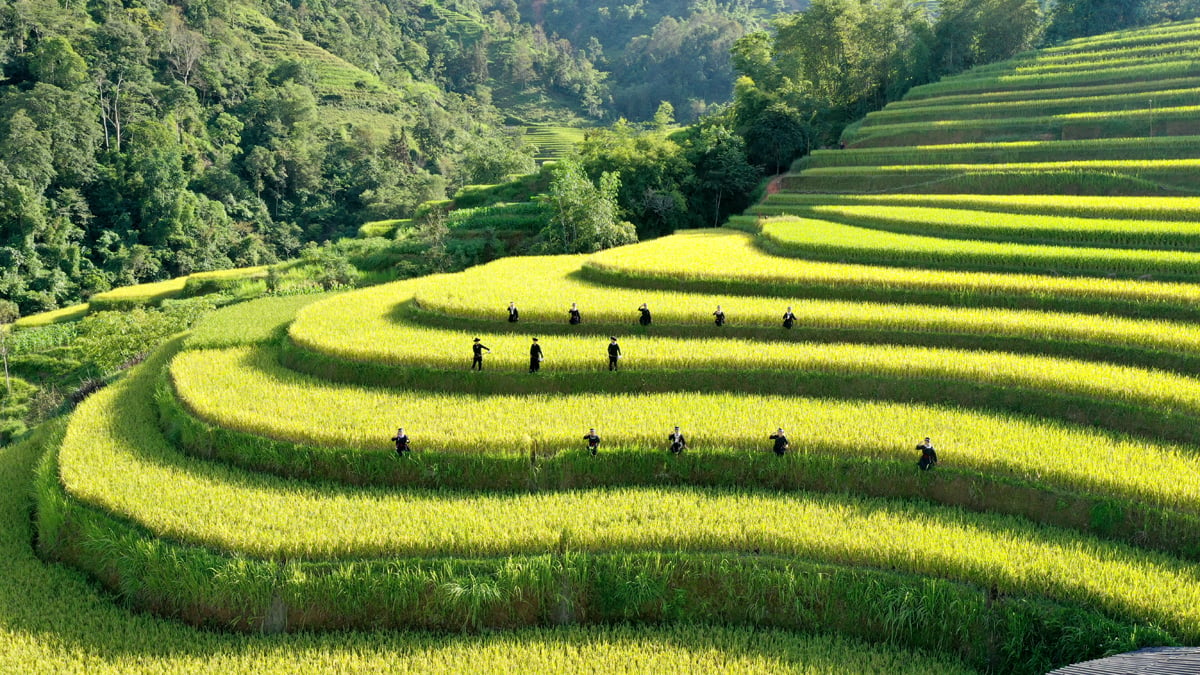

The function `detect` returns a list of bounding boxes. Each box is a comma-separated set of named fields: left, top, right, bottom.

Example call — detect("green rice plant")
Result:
left=860, top=87, right=1200, bottom=126
left=185, top=294, right=331, bottom=350
left=87, top=278, right=188, bottom=312
left=11, top=303, right=90, bottom=328
left=798, top=137, right=1200, bottom=169
left=777, top=205, right=1200, bottom=249
left=54, top=346, right=1200, bottom=639
left=888, top=76, right=1200, bottom=111
left=389, top=256, right=1200, bottom=373
left=171, top=344, right=1200, bottom=515
left=357, top=218, right=410, bottom=238
left=582, top=229, right=1200, bottom=319
left=0, top=431, right=988, bottom=671
left=758, top=193, right=1200, bottom=221
left=902, top=56, right=1200, bottom=100
left=758, top=216, right=1200, bottom=279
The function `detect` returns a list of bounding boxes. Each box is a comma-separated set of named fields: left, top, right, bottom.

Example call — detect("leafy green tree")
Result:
left=540, top=156, right=635, bottom=253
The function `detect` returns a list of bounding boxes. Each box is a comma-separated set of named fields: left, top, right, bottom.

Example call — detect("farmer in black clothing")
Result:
left=607, top=336, right=621, bottom=370
left=529, top=337, right=543, bottom=373
left=584, top=428, right=601, bottom=456
left=568, top=303, right=582, bottom=325
left=713, top=305, right=726, bottom=327
left=782, top=307, right=796, bottom=329
left=638, top=303, right=652, bottom=326
left=917, top=437, right=938, bottom=470
left=769, top=428, right=789, bottom=456
left=668, top=426, right=687, bottom=454
left=391, top=427, right=411, bottom=457
left=471, top=338, right=490, bottom=370
left=508, top=301, right=519, bottom=323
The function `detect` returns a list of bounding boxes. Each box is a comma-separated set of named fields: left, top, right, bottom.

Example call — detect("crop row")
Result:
left=772, top=204, right=1200, bottom=249
left=53, top=343, right=1200, bottom=641
left=0, top=428, right=982, bottom=672
left=759, top=193, right=1200, bottom=221
left=392, top=257, right=1200, bottom=369
left=848, top=105, right=1200, bottom=148
left=581, top=229, right=1200, bottom=319
left=859, top=87, right=1199, bottom=126
left=898, top=58, right=1200, bottom=101
left=170, top=341, right=1200, bottom=516
left=888, top=76, right=1200, bottom=112
left=799, top=137, right=1200, bottom=169
left=757, top=216, right=1200, bottom=280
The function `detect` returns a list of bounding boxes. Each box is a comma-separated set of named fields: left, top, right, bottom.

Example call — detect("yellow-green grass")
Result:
left=357, top=218, right=410, bottom=238
left=758, top=216, right=1200, bottom=279
left=583, top=229, right=1200, bottom=318
left=186, top=294, right=331, bottom=350
left=889, top=76, right=1200, bottom=110
left=860, top=87, right=1200, bottom=125
left=172, top=344, right=1200, bottom=513
left=900, top=56, right=1200, bottom=100
left=799, top=137, right=1200, bottom=169
left=974, top=38, right=1200, bottom=71
left=2, top=430, right=971, bottom=673
left=56, top=351, right=1200, bottom=639
left=773, top=205, right=1200, bottom=249
left=758, top=193, right=1200, bottom=221
left=801, top=159, right=1200, bottom=175
left=847, top=104, right=1200, bottom=148
left=87, top=266, right=269, bottom=311
left=11, top=303, right=90, bottom=328
left=397, top=256, right=1200, bottom=372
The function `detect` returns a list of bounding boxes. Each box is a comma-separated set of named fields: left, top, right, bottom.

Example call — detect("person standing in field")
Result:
left=638, top=303, right=652, bottom=326
left=917, top=437, right=938, bottom=470
left=782, top=306, right=796, bottom=329
left=769, top=428, right=789, bottom=456
left=584, top=428, right=601, bottom=456
left=568, top=302, right=582, bottom=325
left=471, top=338, right=490, bottom=371
left=508, top=301, right=520, bottom=323
left=607, top=336, right=621, bottom=371
left=391, top=427, right=411, bottom=457
left=668, top=426, right=687, bottom=454
left=529, top=337, right=543, bottom=373
left=713, top=305, right=726, bottom=327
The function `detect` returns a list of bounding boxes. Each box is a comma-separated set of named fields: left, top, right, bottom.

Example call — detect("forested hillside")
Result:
left=0, top=0, right=800, bottom=315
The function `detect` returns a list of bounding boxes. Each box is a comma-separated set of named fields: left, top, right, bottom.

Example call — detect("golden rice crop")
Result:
left=760, top=193, right=1200, bottom=221
left=759, top=217, right=1200, bottom=278
left=790, top=205, right=1200, bottom=248
left=56, top=347, right=1200, bottom=637
left=171, top=345, right=1200, bottom=510
left=583, top=229, right=1200, bottom=307
left=401, top=256, right=1200, bottom=363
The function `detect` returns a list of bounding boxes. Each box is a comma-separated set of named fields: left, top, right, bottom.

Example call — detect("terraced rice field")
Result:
left=16, top=17, right=1200, bottom=675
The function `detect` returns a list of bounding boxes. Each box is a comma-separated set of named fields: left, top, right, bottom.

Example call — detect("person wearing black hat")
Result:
left=508, top=301, right=520, bottom=323
left=390, top=427, right=411, bottom=457
left=568, top=302, right=582, bottom=325
left=471, top=338, right=490, bottom=370
left=782, top=306, right=796, bottom=329
left=638, top=303, right=652, bottom=326
left=917, top=437, right=938, bottom=470
left=529, top=337, right=543, bottom=373
left=769, top=427, right=789, bottom=456
left=667, top=426, right=687, bottom=454
left=607, top=336, right=621, bottom=371
left=713, top=305, right=726, bottom=327
left=584, top=428, right=601, bottom=456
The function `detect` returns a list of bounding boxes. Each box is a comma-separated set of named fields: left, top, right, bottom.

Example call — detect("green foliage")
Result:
left=539, top=157, right=635, bottom=253
left=73, top=300, right=216, bottom=374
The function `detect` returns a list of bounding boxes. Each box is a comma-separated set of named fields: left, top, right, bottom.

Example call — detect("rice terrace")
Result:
left=8, top=1, right=1200, bottom=673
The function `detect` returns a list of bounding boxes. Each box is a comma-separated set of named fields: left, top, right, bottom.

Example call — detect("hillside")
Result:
left=0, top=0, right=801, bottom=317
left=7, top=18, right=1200, bottom=675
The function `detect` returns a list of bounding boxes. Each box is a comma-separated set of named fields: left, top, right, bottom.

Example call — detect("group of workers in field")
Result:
left=392, top=425, right=937, bottom=468
left=434, top=301, right=943, bottom=467
left=477, top=302, right=803, bottom=373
